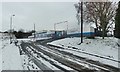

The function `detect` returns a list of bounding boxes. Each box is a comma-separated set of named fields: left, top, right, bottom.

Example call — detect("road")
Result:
left=21, top=42, right=54, bottom=72
left=20, top=39, right=120, bottom=72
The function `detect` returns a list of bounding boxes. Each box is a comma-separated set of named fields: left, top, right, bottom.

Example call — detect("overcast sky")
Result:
left=2, top=2, right=79, bottom=32
left=1, top=0, right=119, bottom=32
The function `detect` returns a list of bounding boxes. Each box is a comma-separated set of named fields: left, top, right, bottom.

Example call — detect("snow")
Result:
left=39, top=52, right=74, bottom=70
left=59, top=49, right=119, bottom=68
left=37, top=45, right=109, bottom=71
left=28, top=44, right=73, bottom=70
left=0, top=34, right=41, bottom=70
left=20, top=55, right=29, bottom=70
left=1, top=32, right=119, bottom=70
left=35, top=37, right=51, bottom=41
left=48, top=37, right=120, bottom=68
left=0, top=33, right=34, bottom=70
left=2, top=39, right=23, bottom=70
left=20, top=54, right=40, bottom=70
left=0, top=34, right=2, bottom=72
left=37, top=55, right=60, bottom=70
left=27, top=47, right=58, bottom=70
left=17, top=37, right=51, bottom=42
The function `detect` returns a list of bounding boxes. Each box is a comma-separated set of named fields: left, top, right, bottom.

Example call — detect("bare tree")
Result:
left=84, top=1, right=117, bottom=39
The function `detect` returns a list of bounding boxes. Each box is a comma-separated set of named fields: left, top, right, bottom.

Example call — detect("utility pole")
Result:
left=80, top=2, right=83, bottom=43
left=74, top=1, right=83, bottom=44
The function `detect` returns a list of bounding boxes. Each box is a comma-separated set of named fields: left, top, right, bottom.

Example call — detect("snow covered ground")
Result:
left=17, top=37, right=51, bottom=43
left=0, top=34, right=40, bottom=70
left=27, top=45, right=74, bottom=71
left=48, top=37, right=120, bottom=68
left=1, top=32, right=119, bottom=71
left=1, top=38, right=23, bottom=70
left=0, top=34, right=2, bottom=72
left=20, top=55, right=40, bottom=70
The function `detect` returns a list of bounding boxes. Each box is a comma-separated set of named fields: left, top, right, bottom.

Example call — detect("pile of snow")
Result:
left=48, top=37, right=120, bottom=68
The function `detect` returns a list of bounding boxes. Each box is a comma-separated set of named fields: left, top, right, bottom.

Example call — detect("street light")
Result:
left=10, top=14, right=15, bottom=44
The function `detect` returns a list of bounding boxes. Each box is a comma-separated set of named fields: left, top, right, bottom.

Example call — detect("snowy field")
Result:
left=48, top=37, right=120, bottom=68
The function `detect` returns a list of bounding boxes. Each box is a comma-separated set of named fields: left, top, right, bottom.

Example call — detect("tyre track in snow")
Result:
left=21, top=42, right=54, bottom=71
left=26, top=42, right=110, bottom=72
left=28, top=43, right=94, bottom=72
left=47, top=44, right=120, bottom=71
left=36, top=39, right=119, bottom=72
left=26, top=44, right=74, bottom=72
left=21, top=42, right=75, bottom=72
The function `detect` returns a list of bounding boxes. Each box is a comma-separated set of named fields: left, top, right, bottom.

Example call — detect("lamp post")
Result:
left=10, top=14, right=15, bottom=44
